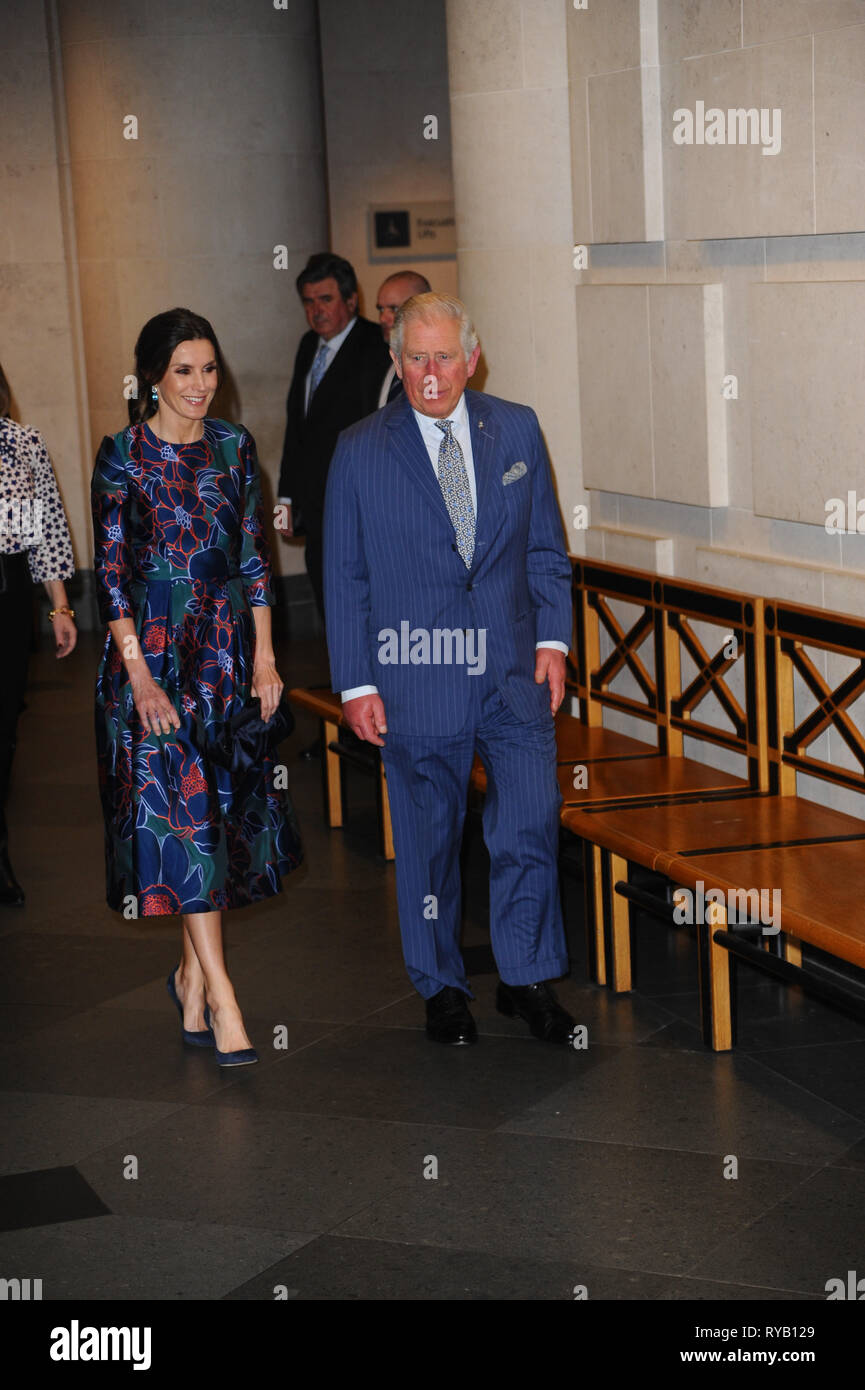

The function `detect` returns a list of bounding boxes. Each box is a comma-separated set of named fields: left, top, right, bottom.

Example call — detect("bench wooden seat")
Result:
left=551, top=713, right=655, bottom=763
left=665, top=840, right=865, bottom=969
left=286, top=686, right=394, bottom=859
left=658, top=839, right=865, bottom=1050
left=562, top=794, right=865, bottom=877
left=471, top=755, right=748, bottom=805
left=562, top=793, right=865, bottom=999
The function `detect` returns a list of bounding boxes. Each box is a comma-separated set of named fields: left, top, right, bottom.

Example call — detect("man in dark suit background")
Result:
left=275, top=253, right=390, bottom=620
left=324, top=293, right=577, bottom=1048
left=374, top=270, right=431, bottom=407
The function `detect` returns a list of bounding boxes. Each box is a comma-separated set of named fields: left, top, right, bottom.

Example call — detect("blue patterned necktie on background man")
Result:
left=307, top=341, right=330, bottom=411
left=435, top=419, right=475, bottom=568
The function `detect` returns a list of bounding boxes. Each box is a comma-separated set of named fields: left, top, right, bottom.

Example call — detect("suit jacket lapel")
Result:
left=305, top=321, right=359, bottom=418
left=386, top=396, right=454, bottom=525
left=465, top=392, right=505, bottom=571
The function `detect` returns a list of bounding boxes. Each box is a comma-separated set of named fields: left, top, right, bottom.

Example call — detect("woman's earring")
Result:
left=151, top=386, right=158, bottom=402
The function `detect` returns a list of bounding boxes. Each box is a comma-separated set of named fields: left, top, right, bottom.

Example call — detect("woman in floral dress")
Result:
left=92, top=308, right=301, bottom=1066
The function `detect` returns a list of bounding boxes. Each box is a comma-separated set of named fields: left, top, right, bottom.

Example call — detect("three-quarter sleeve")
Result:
left=19, top=428, right=75, bottom=584
left=238, top=429, right=274, bottom=608
left=91, top=434, right=134, bottom=621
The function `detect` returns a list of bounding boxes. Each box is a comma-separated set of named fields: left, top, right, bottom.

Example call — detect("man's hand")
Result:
left=342, top=693, right=388, bottom=746
left=535, top=648, right=566, bottom=716
left=274, top=502, right=294, bottom=540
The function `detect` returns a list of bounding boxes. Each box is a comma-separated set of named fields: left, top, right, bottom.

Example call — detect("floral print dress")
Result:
left=91, top=418, right=301, bottom=917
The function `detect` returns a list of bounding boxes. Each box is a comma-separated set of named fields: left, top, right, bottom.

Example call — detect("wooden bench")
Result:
left=562, top=591, right=865, bottom=1049
left=286, top=686, right=394, bottom=859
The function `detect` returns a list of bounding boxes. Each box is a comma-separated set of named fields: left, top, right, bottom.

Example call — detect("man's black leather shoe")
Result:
left=425, top=986, right=477, bottom=1046
left=496, top=980, right=576, bottom=1044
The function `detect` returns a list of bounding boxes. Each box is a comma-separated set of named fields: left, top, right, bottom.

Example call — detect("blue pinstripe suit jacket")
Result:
left=323, top=388, right=572, bottom=736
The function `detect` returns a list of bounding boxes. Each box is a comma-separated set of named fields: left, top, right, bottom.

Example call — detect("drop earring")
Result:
left=151, top=386, right=158, bottom=402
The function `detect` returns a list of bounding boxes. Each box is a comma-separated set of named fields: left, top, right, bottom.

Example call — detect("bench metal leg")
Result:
left=697, top=901, right=734, bottom=1051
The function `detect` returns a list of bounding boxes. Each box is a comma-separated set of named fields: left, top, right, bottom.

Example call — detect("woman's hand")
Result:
left=251, top=658, right=283, bottom=723
left=130, top=672, right=181, bottom=736
left=52, top=614, right=77, bottom=658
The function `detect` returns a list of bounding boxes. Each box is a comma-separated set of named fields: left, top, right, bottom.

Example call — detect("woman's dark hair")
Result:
left=129, top=307, right=225, bottom=425
left=0, top=360, right=10, bottom=419
left=295, top=253, right=358, bottom=302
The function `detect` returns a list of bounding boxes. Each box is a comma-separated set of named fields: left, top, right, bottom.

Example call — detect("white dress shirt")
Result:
left=279, top=317, right=358, bottom=506
left=341, top=393, right=567, bottom=703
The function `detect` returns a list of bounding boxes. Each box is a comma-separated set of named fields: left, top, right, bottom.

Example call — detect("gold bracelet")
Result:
left=48, top=606, right=75, bottom=620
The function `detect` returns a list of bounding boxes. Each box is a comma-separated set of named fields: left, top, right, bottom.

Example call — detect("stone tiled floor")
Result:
left=1, top=631, right=863, bottom=1300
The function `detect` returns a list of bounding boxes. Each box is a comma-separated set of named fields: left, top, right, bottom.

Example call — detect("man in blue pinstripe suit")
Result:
left=323, top=293, right=576, bottom=1046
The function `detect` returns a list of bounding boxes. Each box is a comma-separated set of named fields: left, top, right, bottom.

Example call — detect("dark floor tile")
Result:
left=78, top=1109, right=429, bottom=1233
left=224, top=1233, right=587, bottom=1301
left=0, top=1006, right=331, bottom=1103
left=830, top=1135, right=865, bottom=1171
left=199, top=1023, right=613, bottom=1129
left=639, top=1017, right=707, bottom=1050
left=223, top=1234, right=820, bottom=1301
left=0, top=932, right=177, bottom=1008
left=585, top=1272, right=821, bottom=1301
left=0, top=1002, right=80, bottom=1043
left=691, top=1166, right=865, bottom=1297
left=746, top=1040, right=865, bottom=1123
left=0, top=1216, right=310, bottom=1299
left=0, top=1165, right=111, bottom=1231
left=0, top=1091, right=183, bottom=1176
left=500, top=1045, right=865, bottom=1162
left=337, top=1130, right=819, bottom=1275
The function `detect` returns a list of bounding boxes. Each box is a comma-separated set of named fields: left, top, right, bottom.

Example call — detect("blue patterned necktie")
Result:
left=307, top=341, right=330, bottom=411
left=435, top=419, right=475, bottom=568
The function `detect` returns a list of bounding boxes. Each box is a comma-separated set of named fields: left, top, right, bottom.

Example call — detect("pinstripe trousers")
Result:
left=380, top=671, right=569, bottom=998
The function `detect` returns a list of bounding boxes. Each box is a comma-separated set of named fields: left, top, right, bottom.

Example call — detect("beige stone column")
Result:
left=444, top=0, right=585, bottom=544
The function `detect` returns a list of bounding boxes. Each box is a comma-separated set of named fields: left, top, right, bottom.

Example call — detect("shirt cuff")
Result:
left=278, top=496, right=292, bottom=506
left=341, top=684, right=379, bottom=702
left=536, top=641, right=569, bottom=654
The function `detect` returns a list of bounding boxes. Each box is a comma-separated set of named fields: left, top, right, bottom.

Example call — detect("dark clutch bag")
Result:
left=206, top=698, right=295, bottom=776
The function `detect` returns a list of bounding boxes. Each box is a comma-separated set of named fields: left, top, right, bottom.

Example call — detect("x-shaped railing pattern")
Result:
left=588, top=594, right=656, bottom=708
left=783, top=639, right=865, bottom=773
left=668, top=614, right=746, bottom=740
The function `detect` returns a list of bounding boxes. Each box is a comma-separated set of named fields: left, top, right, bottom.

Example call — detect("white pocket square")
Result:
left=502, top=461, right=527, bottom=485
